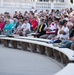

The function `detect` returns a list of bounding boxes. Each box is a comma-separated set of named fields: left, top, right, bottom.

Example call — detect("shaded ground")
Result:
left=0, top=45, right=64, bottom=75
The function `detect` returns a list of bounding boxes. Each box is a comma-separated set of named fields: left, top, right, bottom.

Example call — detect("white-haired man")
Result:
left=59, top=21, right=74, bottom=49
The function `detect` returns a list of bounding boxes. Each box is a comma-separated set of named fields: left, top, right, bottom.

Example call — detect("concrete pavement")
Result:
left=0, top=45, right=64, bottom=75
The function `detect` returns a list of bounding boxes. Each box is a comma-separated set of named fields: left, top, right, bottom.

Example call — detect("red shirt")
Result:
left=30, top=20, right=38, bottom=30
left=0, top=22, right=5, bottom=30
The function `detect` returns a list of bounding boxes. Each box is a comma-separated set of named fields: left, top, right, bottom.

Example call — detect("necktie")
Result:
left=39, top=24, right=43, bottom=32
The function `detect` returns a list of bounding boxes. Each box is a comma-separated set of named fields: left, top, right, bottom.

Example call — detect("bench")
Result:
left=1, top=36, right=74, bottom=75
left=12, top=35, right=74, bottom=62
left=0, top=36, right=74, bottom=64
left=12, top=34, right=50, bottom=43
left=54, top=63, right=74, bottom=75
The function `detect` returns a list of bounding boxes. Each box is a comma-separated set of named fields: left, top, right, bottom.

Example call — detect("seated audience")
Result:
left=30, top=16, right=38, bottom=32
left=58, top=19, right=69, bottom=40
left=18, top=18, right=31, bottom=36
left=59, top=22, right=74, bottom=48
left=32, top=19, right=46, bottom=38
left=12, top=18, right=18, bottom=32
left=13, top=20, right=23, bottom=34
left=40, top=17, right=57, bottom=39
left=3, top=19, right=13, bottom=36
left=52, top=20, right=64, bottom=40
left=0, top=8, right=74, bottom=50
left=71, top=39, right=74, bottom=50
left=0, top=17, right=5, bottom=34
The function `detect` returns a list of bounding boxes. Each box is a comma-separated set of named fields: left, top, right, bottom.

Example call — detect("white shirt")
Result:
left=17, top=25, right=22, bottom=31
left=21, top=23, right=31, bottom=31
left=59, top=26, right=69, bottom=39
left=56, top=26, right=64, bottom=38
left=49, top=22, right=57, bottom=30
left=45, top=22, right=57, bottom=31
left=9, top=19, right=14, bottom=23
left=45, top=22, right=57, bottom=34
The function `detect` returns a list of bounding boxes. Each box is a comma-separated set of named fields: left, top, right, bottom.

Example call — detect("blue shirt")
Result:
left=4, top=23, right=13, bottom=36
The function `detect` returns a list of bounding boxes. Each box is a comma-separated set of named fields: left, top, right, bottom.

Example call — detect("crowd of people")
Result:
left=0, top=8, right=74, bottom=50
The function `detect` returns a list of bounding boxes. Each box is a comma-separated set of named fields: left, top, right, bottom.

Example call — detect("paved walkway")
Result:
left=0, top=45, right=64, bottom=75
